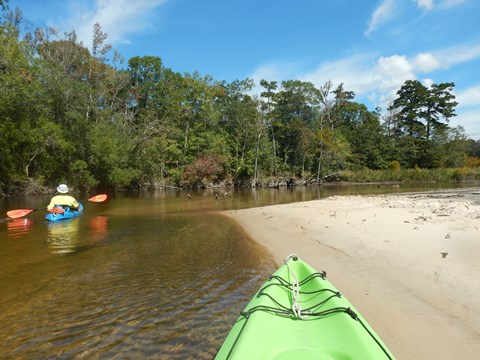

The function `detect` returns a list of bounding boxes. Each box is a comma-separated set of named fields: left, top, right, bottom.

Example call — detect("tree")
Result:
left=430, top=125, right=469, bottom=168
left=36, top=34, right=92, bottom=125
left=180, top=74, right=229, bottom=170
left=217, top=79, right=261, bottom=183
left=87, top=22, right=112, bottom=120
left=388, top=80, right=458, bottom=167
left=315, top=83, right=357, bottom=179
left=337, top=102, right=386, bottom=169
left=1, top=1, right=477, bottom=193
left=0, top=14, right=51, bottom=188
left=0, top=0, right=9, bottom=12
left=128, top=55, right=164, bottom=111
left=260, top=79, right=279, bottom=175
left=466, top=139, right=480, bottom=158
left=389, top=80, right=457, bottom=141
left=273, top=80, right=322, bottom=173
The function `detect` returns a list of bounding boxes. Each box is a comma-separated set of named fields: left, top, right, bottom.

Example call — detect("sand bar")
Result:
left=225, top=189, right=480, bottom=359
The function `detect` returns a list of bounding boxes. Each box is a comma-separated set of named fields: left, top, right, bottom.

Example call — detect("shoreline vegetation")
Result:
left=1, top=4, right=480, bottom=197
left=224, top=188, right=480, bottom=359
left=2, top=166, right=480, bottom=197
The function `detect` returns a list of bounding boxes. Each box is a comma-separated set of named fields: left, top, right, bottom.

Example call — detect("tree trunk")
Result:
left=252, top=133, right=261, bottom=187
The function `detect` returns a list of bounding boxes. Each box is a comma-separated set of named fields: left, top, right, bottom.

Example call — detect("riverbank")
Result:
left=224, top=189, right=480, bottom=359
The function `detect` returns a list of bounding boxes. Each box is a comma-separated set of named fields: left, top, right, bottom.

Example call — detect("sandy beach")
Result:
left=225, top=189, right=480, bottom=359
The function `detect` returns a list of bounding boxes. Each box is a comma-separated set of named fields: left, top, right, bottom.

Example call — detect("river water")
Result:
left=0, top=183, right=477, bottom=359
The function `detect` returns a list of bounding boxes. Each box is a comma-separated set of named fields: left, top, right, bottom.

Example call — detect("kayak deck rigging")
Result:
left=215, top=254, right=394, bottom=359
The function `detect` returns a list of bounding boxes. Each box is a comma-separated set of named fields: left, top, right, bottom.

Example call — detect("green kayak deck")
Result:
left=215, top=255, right=394, bottom=359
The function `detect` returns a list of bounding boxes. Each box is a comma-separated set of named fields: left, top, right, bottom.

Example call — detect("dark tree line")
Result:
left=1, top=3, right=478, bottom=194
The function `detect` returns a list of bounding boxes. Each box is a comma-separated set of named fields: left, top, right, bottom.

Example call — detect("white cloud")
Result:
left=364, top=55, right=415, bottom=108
left=298, top=53, right=480, bottom=138
left=365, top=0, right=396, bottom=36
left=451, top=84, right=480, bottom=139
left=414, top=53, right=441, bottom=72
left=456, top=85, right=480, bottom=108
left=415, top=0, right=466, bottom=10
left=410, top=44, right=480, bottom=73
left=439, top=0, right=467, bottom=9
left=249, top=43, right=480, bottom=138
left=375, top=55, right=414, bottom=88
left=415, top=0, right=434, bottom=11
left=299, top=55, right=377, bottom=95
left=450, top=109, right=480, bottom=140
left=253, top=54, right=415, bottom=111
left=251, top=53, right=416, bottom=110
left=436, top=43, right=480, bottom=68
left=62, top=0, right=168, bottom=49
left=422, top=78, right=434, bottom=87
left=249, top=61, right=309, bottom=96
left=251, top=41, right=480, bottom=105
left=250, top=62, right=297, bottom=85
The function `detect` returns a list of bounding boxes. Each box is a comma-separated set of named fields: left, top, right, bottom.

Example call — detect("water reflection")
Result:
left=45, top=215, right=109, bottom=255
left=47, top=219, right=80, bottom=254
left=6, top=218, right=33, bottom=238
left=89, top=215, right=109, bottom=245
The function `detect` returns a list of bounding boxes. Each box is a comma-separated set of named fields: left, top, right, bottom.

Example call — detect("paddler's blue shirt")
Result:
left=47, top=195, right=79, bottom=210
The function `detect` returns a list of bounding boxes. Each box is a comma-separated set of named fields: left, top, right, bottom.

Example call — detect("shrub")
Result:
left=464, top=157, right=480, bottom=167
left=182, top=155, right=226, bottom=187
left=389, top=160, right=401, bottom=172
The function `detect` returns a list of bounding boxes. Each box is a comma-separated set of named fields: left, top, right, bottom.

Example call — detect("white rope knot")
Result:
left=291, top=280, right=302, bottom=318
left=284, top=254, right=304, bottom=318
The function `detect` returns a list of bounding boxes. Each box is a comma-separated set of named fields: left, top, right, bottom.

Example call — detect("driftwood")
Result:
left=322, top=171, right=342, bottom=180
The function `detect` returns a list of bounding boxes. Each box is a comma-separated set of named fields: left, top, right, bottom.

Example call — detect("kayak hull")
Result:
left=45, top=203, right=83, bottom=222
left=215, top=255, right=394, bottom=359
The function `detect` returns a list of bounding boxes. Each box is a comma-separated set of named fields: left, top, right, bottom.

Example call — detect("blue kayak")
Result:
left=45, top=203, right=83, bottom=222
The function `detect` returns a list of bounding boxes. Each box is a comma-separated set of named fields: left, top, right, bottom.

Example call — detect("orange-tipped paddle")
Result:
left=6, top=194, right=108, bottom=219
left=88, top=194, right=108, bottom=202
left=6, top=209, right=36, bottom=219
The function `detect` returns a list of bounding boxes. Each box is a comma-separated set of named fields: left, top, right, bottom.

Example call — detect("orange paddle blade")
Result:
left=7, top=209, right=34, bottom=219
left=88, top=194, right=108, bottom=202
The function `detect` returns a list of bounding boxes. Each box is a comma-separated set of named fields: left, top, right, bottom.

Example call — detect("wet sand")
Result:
left=225, top=189, right=480, bottom=359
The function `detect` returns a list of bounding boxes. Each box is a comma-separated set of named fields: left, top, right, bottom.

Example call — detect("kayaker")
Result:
left=47, top=184, right=79, bottom=214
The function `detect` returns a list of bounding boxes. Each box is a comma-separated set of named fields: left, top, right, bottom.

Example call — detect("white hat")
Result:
left=57, top=184, right=69, bottom=193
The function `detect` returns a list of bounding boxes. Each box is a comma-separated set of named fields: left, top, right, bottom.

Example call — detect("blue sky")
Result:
left=9, top=0, right=480, bottom=139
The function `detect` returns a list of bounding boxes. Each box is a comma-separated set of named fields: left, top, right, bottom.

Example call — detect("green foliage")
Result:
left=0, top=5, right=476, bottom=194
left=389, top=161, right=401, bottom=172
left=109, top=168, right=140, bottom=187
left=69, top=160, right=98, bottom=190
left=338, top=166, right=480, bottom=183
left=387, top=80, right=460, bottom=168
left=88, top=121, right=137, bottom=186
left=337, top=101, right=386, bottom=169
